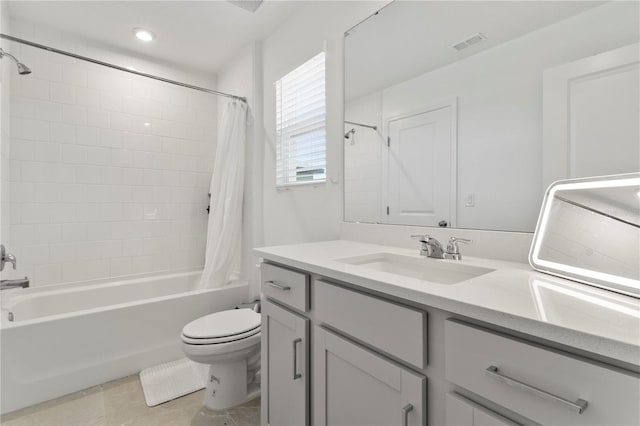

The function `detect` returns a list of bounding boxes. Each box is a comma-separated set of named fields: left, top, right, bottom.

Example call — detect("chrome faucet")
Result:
left=411, top=235, right=445, bottom=258
left=0, top=244, right=16, bottom=271
left=1, top=277, right=29, bottom=290
left=444, top=237, right=472, bottom=260
left=411, top=235, right=472, bottom=260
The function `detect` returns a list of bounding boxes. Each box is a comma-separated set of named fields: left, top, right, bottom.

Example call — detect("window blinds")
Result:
left=275, top=52, right=326, bottom=187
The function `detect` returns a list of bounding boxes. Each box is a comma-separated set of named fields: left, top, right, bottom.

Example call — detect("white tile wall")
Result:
left=3, top=36, right=217, bottom=286
left=344, top=92, right=383, bottom=223
left=540, top=201, right=640, bottom=279
left=0, top=8, right=10, bottom=254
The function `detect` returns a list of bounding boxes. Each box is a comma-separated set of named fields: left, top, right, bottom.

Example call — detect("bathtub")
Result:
left=0, top=271, right=248, bottom=414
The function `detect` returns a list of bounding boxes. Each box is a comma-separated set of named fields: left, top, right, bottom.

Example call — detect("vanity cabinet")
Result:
left=260, top=261, right=640, bottom=426
left=313, top=327, right=426, bottom=426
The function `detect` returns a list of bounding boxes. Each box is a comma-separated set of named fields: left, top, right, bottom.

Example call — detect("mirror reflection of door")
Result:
left=543, top=43, right=640, bottom=188
left=384, top=101, right=457, bottom=227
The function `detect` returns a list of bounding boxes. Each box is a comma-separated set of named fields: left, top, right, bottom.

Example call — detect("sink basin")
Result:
left=336, top=252, right=494, bottom=284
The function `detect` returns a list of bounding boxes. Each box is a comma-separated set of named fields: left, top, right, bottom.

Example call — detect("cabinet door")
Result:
left=314, top=327, right=426, bottom=426
left=262, top=300, right=309, bottom=426
left=445, top=393, right=519, bottom=426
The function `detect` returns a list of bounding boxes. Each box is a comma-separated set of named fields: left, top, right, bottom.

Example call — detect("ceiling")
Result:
left=6, top=0, right=306, bottom=74
left=345, top=1, right=605, bottom=100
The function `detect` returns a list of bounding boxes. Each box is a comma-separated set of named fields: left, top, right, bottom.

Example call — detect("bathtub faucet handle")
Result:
left=0, top=244, right=17, bottom=271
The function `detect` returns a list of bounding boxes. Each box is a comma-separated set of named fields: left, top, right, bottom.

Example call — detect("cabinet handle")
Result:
left=293, top=338, right=302, bottom=380
left=401, top=403, right=413, bottom=426
left=486, top=365, right=588, bottom=414
left=266, top=281, right=291, bottom=291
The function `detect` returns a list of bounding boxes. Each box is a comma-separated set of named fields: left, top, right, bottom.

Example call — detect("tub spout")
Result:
left=1, top=277, right=29, bottom=290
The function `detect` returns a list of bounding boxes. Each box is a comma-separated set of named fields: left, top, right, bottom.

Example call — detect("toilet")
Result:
left=181, top=308, right=261, bottom=410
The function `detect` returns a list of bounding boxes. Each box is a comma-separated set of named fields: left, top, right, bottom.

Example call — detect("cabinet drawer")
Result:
left=445, top=320, right=640, bottom=426
left=314, top=280, right=426, bottom=369
left=445, top=392, right=519, bottom=426
left=261, top=263, right=309, bottom=312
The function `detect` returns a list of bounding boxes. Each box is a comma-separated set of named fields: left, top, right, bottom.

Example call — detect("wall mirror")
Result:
left=344, top=1, right=640, bottom=232
left=529, top=173, right=640, bottom=297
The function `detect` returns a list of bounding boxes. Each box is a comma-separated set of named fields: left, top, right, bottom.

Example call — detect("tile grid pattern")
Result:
left=4, top=30, right=218, bottom=286
left=0, top=375, right=259, bottom=426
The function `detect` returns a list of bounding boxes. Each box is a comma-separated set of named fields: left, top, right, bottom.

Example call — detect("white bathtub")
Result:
left=0, top=271, right=248, bottom=414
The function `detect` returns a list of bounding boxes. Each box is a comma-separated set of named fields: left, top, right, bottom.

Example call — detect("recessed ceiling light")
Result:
left=133, top=28, right=155, bottom=42
left=144, top=122, right=151, bottom=127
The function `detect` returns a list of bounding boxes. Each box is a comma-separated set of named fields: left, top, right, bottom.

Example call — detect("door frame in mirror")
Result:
left=380, top=97, right=458, bottom=227
left=542, top=43, right=640, bottom=189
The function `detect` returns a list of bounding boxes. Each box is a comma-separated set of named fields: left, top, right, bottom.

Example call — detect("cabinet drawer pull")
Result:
left=401, top=403, right=413, bottom=426
left=293, top=338, right=302, bottom=380
left=266, top=281, right=291, bottom=291
left=486, top=365, right=588, bottom=414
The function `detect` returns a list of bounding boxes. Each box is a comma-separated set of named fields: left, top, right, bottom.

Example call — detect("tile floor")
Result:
left=0, top=375, right=260, bottom=426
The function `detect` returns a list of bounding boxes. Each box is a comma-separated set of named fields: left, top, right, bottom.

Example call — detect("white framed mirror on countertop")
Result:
left=529, top=173, right=640, bottom=298
left=344, top=1, right=640, bottom=232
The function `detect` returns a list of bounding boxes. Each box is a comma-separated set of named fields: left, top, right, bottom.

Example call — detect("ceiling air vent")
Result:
left=452, top=33, right=487, bottom=51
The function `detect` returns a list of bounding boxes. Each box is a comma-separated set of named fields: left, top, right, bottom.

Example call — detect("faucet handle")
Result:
left=447, top=237, right=472, bottom=254
left=0, top=245, right=17, bottom=271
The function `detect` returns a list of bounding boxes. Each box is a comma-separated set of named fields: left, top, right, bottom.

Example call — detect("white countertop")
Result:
left=255, top=240, right=640, bottom=367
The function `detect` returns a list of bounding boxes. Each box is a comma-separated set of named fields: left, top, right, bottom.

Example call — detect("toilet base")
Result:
left=202, top=360, right=260, bottom=410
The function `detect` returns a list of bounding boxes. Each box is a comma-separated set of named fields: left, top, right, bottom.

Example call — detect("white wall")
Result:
left=3, top=20, right=218, bottom=286
left=261, top=1, right=385, bottom=246
left=0, top=3, right=11, bottom=258
left=344, top=91, right=382, bottom=223
left=216, top=42, right=264, bottom=300
left=345, top=2, right=639, bottom=233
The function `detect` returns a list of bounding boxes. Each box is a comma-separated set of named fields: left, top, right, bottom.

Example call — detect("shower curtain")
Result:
left=199, top=100, right=248, bottom=288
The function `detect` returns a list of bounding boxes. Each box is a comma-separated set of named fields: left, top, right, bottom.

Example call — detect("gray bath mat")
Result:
left=139, top=358, right=208, bottom=406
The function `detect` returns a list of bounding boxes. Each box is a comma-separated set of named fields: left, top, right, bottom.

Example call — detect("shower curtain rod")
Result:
left=0, top=33, right=247, bottom=103
left=345, top=120, right=377, bottom=131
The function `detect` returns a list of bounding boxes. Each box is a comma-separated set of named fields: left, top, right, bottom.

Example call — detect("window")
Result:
left=275, top=52, right=326, bottom=187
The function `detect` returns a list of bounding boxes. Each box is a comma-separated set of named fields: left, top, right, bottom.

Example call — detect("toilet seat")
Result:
left=181, top=327, right=261, bottom=345
left=182, top=330, right=261, bottom=358
left=182, top=308, right=260, bottom=337
left=181, top=308, right=261, bottom=345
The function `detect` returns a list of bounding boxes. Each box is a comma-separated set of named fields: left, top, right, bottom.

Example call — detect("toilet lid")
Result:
left=182, top=308, right=261, bottom=339
left=182, top=328, right=261, bottom=345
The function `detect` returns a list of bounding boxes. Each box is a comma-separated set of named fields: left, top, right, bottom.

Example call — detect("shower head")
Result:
left=16, top=62, right=32, bottom=75
left=0, top=48, right=32, bottom=75
left=344, top=128, right=356, bottom=139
